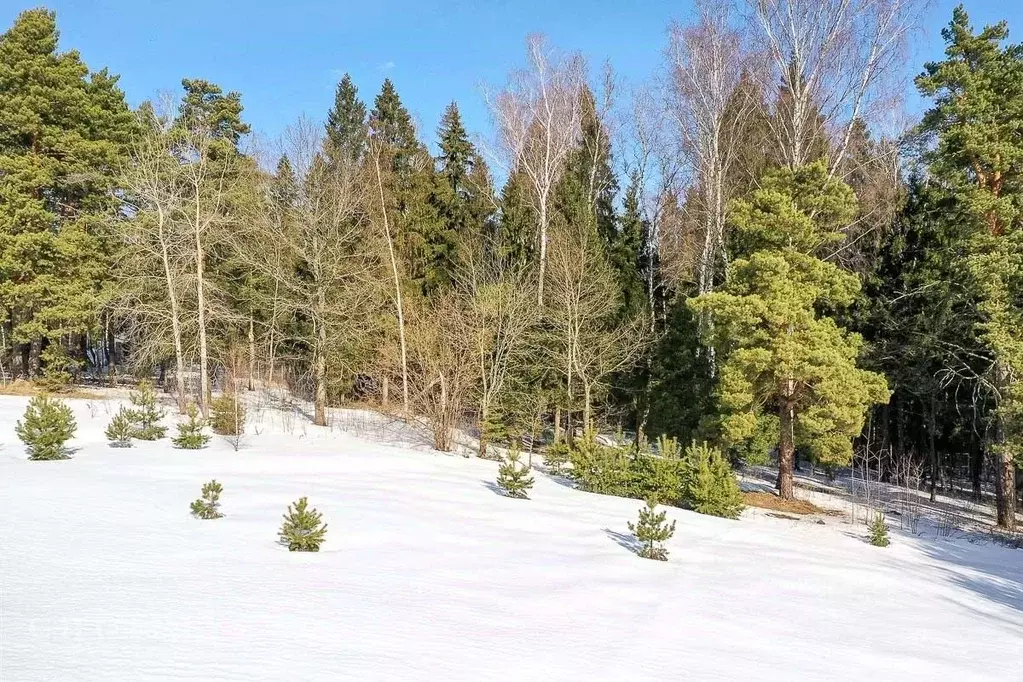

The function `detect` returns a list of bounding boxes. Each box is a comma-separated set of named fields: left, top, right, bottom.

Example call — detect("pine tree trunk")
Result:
left=778, top=397, right=795, bottom=500
left=929, top=395, right=938, bottom=503
left=995, top=452, right=1016, bottom=531
left=28, top=337, right=41, bottom=379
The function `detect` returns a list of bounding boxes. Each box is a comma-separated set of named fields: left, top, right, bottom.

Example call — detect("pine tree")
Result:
left=325, top=73, right=367, bottom=165
left=628, top=497, right=676, bottom=561
left=915, top=6, right=1023, bottom=530
left=129, top=380, right=167, bottom=440
left=278, top=497, right=328, bottom=552
left=497, top=446, right=535, bottom=499
left=868, top=512, right=890, bottom=547
left=173, top=403, right=210, bottom=449
left=105, top=407, right=135, bottom=448
left=210, top=393, right=245, bottom=436
left=176, top=78, right=250, bottom=149
left=16, top=394, right=77, bottom=460
left=687, top=441, right=745, bottom=519
left=0, top=9, right=133, bottom=378
left=190, top=480, right=224, bottom=519
left=690, top=163, right=890, bottom=500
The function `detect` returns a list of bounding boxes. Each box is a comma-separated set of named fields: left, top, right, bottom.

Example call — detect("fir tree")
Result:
left=173, top=403, right=210, bottom=449
left=690, top=163, right=890, bottom=500
left=868, top=512, right=890, bottom=547
left=325, top=73, right=367, bottom=165
left=105, top=407, right=135, bottom=448
left=628, top=497, right=676, bottom=561
left=496, top=447, right=535, bottom=499
left=16, top=394, right=77, bottom=460
left=129, top=380, right=167, bottom=440
left=278, top=497, right=328, bottom=552
left=190, top=480, right=224, bottom=520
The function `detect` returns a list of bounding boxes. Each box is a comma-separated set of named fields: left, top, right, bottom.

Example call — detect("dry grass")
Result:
left=0, top=379, right=103, bottom=400
left=743, top=491, right=831, bottom=516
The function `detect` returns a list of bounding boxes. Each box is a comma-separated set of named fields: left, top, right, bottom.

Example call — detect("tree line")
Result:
left=2, top=1, right=1022, bottom=529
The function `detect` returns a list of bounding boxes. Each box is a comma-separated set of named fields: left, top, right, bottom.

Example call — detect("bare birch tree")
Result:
left=484, top=34, right=585, bottom=305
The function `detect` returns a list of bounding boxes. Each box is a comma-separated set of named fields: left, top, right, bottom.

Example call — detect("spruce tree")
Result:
left=278, top=497, right=328, bottom=552
left=325, top=73, right=366, bottom=165
left=16, top=394, right=77, bottom=460
left=628, top=497, right=676, bottom=561
left=190, top=480, right=224, bottom=520
left=173, top=403, right=210, bottom=449
left=105, top=408, right=135, bottom=448
left=0, top=9, right=133, bottom=378
left=497, top=447, right=535, bottom=499
left=690, top=163, right=890, bottom=500
left=868, top=512, right=890, bottom=547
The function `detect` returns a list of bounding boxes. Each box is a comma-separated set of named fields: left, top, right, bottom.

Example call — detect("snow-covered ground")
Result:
left=2, top=395, right=1022, bottom=681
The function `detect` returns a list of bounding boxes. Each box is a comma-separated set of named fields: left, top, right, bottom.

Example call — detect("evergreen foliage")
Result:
left=687, top=441, right=745, bottom=519
left=325, top=73, right=367, bottom=164
left=569, top=431, right=636, bottom=497
left=543, top=441, right=572, bottom=474
left=496, top=446, right=535, bottom=499
left=16, top=394, right=77, bottom=460
left=868, top=512, right=891, bottom=547
left=105, top=408, right=136, bottom=448
left=278, top=497, right=328, bottom=552
left=128, top=380, right=167, bottom=440
left=628, top=497, right=676, bottom=561
left=172, top=403, right=210, bottom=449
left=190, top=480, right=224, bottom=520
left=210, top=394, right=246, bottom=436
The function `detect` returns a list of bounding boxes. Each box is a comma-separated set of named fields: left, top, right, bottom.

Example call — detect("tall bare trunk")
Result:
left=778, top=394, right=795, bottom=500
left=247, top=315, right=256, bottom=391
left=537, top=201, right=548, bottom=306
left=158, top=210, right=187, bottom=413
left=194, top=195, right=210, bottom=417
left=928, top=394, right=938, bottom=502
left=994, top=360, right=1017, bottom=530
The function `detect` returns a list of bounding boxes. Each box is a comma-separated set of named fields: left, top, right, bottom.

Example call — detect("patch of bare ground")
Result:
left=744, top=491, right=842, bottom=517
left=0, top=379, right=104, bottom=400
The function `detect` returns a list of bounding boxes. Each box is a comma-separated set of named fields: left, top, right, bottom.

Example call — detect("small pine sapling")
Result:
left=543, top=441, right=571, bottom=474
left=278, top=497, right=328, bottom=552
left=172, top=403, right=210, bottom=449
left=497, top=446, right=535, bottom=499
left=687, top=441, right=745, bottom=519
left=105, top=407, right=136, bottom=448
left=129, top=380, right=167, bottom=440
left=869, top=512, right=890, bottom=547
left=628, top=497, right=676, bottom=561
left=16, top=394, right=77, bottom=460
left=190, top=480, right=224, bottom=519
left=210, top=393, right=246, bottom=436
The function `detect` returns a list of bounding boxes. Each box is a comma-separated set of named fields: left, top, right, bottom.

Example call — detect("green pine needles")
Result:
left=278, top=497, right=328, bottom=552
left=173, top=403, right=210, bottom=449
left=128, top=380, right=167, bottom=440
left=16, top=394, right=77, bottom=460
left=628, top=497, right=676, bottom=561
left=869, top=512, right=891, bottom=547
left=190, top=480, right=224, bottom=519
left=687, top=442, right=745, bottom=520
left=105, top=407, right=136, bottom=448
left=497, top=447, right=535, bottom=499
left=210, top=393, right=245, bottom=436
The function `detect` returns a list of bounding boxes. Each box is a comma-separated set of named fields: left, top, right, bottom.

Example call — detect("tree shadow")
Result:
left=920, top=538, right=1023, bottom=615
left=481, top=480, right=506, bottom=497
left=603, top=527, right=641, bottom=554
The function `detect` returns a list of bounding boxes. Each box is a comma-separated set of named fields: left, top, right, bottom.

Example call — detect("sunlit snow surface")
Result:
left=2, top=395, right=1022, bottom=681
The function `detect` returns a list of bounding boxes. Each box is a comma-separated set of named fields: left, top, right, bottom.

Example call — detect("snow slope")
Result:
left=1, top=395, right=1022, bottom=681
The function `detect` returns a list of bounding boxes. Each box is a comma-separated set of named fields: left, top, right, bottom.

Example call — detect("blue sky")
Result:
left=2, top=1, right=1018, bottom=149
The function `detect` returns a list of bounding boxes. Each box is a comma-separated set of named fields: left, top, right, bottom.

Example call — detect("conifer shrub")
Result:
left=16, top=394, right=77, bottom=460
left=128, top=380, right=167, bottom=440
left=628, top=497, right=676, bottom=561
left=210, top=393, right=246, bottom=436
left=686, top=441, right=745, bottom=519
left=569, top=431, right=635, bottom=497
left=190, top=480, right=224, bottom=519
left=278, top=497, right=328, bottom=552
left=172, top=403, right=210, bottom=449
left=631, top=436, right=688, bottom=506
left=497, top=446, right=535, bottom=499
left=105, top=407, right=136, bottom=448
left=869, top=512, right=890, bottom=547
left=543, top=441, right=572, bottom=474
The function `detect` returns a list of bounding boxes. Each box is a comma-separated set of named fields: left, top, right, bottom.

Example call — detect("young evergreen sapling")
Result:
left=172, top=403, right=210, bottom=449
left=190, top=480, right=224, bottom=519
left=497, top=446, right=535, bottom=499
left=129, top=380, right=167, bottom=440
left=628, top=497, right=676, bottom=561
left=869, top=512, right=890, bottom=547
left=16, top=394, right=77, bottom=460
left=210, top=393, right=246, bottom=436
left=278, top=497, right=328, bottom=551
left=105, top=407, right=136, bottom=448
left=687, top=441, right=745, bottom=519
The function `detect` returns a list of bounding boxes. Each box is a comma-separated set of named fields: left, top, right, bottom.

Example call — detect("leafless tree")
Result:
left=745, top=0, right=926, bottom=171
left=484, top=34, right=585, bottom=305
